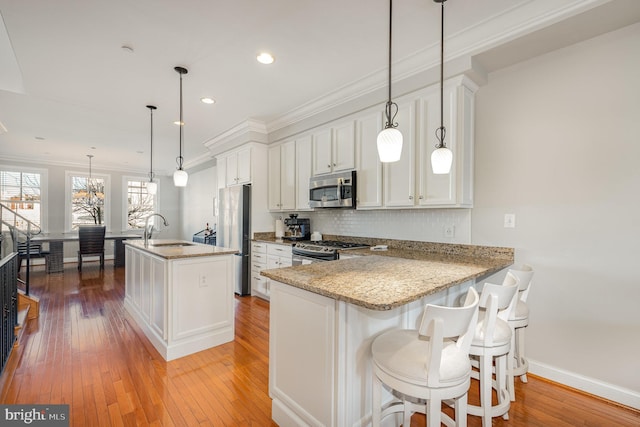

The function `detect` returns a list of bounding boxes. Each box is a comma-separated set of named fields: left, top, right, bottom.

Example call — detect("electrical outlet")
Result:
left=444, top=225, right=455, bottom=238
left=504, top=214, right=516, bottom=228
left=199, top=274, right=208, bottom=287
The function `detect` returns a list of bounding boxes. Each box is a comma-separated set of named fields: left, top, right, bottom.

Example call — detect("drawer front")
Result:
left=252, top=252, right=267, bottom=263
left=267, top=243, right=292, bottom=256
left=252, top=242, right=267, bottom=254
left=251, top=259, right=267, bottom=272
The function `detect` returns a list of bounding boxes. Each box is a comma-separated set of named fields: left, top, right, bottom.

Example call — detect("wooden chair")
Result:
left=77, top=225, right=106, bottom=270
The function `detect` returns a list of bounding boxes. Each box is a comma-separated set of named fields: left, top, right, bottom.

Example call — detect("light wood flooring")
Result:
left=1, top=264, right=639, bottom=426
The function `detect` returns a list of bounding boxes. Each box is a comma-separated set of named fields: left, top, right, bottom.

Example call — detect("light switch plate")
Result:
left=504, top=214, right=516, bottom=228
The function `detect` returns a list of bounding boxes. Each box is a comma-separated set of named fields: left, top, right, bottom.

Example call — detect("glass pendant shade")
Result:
left=173, top=169, right=188, bottom=187
left=431, top=146, right=453, bottom=174
left=147, top=181, right=157, bottom=195
left=377, top=127, right=403, bottom=162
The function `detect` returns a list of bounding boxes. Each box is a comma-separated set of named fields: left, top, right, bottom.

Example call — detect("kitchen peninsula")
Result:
left=261, top=242, right=513, bottom=426
left=124, top=239, right=237, bottom=361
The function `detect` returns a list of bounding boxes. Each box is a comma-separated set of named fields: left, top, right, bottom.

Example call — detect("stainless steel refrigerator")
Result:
left=217, top=184, right=251, bottom=295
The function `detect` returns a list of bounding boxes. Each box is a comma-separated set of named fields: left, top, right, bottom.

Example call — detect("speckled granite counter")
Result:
left=125, top=239, right=237, bottom=259
left=260, top=242, right=513, bottom=310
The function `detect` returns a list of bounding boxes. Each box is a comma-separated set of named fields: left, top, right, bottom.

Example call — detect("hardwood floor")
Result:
left=2, top=264, right=639, bottom=426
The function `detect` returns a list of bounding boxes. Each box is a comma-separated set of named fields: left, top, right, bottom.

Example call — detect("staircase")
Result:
left=0, top=203, right=41, bottom=374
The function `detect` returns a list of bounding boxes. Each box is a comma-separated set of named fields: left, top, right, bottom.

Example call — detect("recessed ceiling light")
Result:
left=257, top=52, right=275, bottom=65
left=201, top=97, right=215, bottom=104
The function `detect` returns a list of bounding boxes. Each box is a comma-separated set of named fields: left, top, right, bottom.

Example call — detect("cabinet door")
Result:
left=225, top=154, right=238, bottom=185
left=312, top=128, right=332, bottom=176
left=333, top=121, right=355, bottom=172
left=280, top=141, right=296, bottom=210
left=150, top=255, right=167, bottom=339
left=296, top=135, right=313, bottom=210
left=236, top=147, right=252, bottom=184
left=355, top=112, right=383, bottom=208
left=384, top=100, right=417, bottom=207
left=216, top=157, right=227, bottom=192
left=268, top=145, right=282, bottom=210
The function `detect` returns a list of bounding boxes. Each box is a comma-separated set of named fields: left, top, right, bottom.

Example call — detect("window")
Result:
left=65, top=171, right=110, bottom=231
left=0, top=168, right=46, bottom=231
left=125, top=178, right=157, bottom=230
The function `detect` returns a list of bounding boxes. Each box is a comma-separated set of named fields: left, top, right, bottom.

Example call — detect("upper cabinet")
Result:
left=265, top=75, right=476, bottom=212
left=268, top=141, right=296, bottom=211
left=295, top=136, right=313, bottom=211
left=355, top=112, right=383, bottom=209
left=225, top=146, right=252, bottom=185
left=312, top=121, right=355, bottom=176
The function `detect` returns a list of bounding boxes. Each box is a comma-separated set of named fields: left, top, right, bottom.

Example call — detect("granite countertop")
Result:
left=125, top=239, right=237, bottom=259
left=260, top=246, right=513, bottom=311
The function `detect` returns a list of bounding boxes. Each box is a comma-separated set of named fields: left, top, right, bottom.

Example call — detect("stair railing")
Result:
left=0, top=202, right=43, bottom=295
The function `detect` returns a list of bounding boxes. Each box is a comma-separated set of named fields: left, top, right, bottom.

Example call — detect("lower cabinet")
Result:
left=269, top=279, right=471, bottom=426
left=124, top=245, right=235, bottom=361
left=251, top=241, right=292, bottom=301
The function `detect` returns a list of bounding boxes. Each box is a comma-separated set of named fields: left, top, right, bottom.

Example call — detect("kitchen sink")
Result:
left=150, top=242, right=195, bottom=247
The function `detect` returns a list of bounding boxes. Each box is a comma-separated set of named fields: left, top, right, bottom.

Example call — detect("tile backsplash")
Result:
left=271, top=209, right=471, bottom=244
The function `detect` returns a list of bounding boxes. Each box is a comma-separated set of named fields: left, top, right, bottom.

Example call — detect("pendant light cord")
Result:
left=384, top=0, right=399, bottom=130
left=177, top=71, right=184, bottom=170
left=147, top=105, right=156, bottom=181
left=435, top=0, right=447, bottom=149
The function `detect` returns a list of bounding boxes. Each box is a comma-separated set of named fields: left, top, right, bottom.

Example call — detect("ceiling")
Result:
left=1, top=0, right=639, bottom=176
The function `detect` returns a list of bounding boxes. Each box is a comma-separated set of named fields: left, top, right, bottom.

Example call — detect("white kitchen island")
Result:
left=261, top=244, right=513, bottom=427
left=124, top=239, right=238, bottom=361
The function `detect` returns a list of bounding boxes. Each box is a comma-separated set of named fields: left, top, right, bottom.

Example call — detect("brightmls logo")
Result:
left=1, top=405, right=69, bottom=426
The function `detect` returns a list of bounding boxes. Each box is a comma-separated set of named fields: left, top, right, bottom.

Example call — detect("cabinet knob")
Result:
left=409, top=195, right=413, bottom=200
left=327, top=164, right=331, bottom=168
left=333, top=163, right=336, bottom=167
left=419, top=195, right=424, bottom=200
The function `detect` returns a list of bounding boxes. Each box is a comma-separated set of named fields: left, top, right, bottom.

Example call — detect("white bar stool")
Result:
left=504, top=264, right=534, bottom=401
left=467, top=282, right=518, bottom=427
left=371, top=288, right=479, bottom=427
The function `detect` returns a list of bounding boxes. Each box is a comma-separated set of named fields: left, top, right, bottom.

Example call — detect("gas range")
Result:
left=292, top=240, right=370, bottom=262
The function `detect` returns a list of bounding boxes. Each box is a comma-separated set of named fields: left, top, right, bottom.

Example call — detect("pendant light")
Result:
left=173, top=66, right=189, bottom=187
left=146, top=105, right=158, bottom=195
left=376, top=0, right=403, bottom=163
left=431, top=0, right=453, bottom=174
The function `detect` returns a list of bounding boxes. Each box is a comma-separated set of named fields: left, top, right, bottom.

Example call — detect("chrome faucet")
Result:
left=144, top=213, right=169, bottom=246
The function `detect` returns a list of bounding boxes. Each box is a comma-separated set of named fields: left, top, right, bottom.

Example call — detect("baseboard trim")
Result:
left=529, top=359, right=640, bottom=410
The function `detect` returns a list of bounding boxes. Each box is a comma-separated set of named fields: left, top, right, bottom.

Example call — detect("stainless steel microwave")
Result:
left=309, top=170, right=357, bottom=209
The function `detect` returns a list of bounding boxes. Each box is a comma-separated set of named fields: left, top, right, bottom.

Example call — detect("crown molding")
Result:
left=203, top=119, right=269, bottom=157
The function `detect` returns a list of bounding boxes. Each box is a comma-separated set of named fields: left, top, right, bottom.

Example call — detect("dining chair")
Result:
left=77, top=225, right=106, bottom=270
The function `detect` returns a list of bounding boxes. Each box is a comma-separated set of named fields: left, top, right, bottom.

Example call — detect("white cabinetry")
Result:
left=219, top=146, right=251, bottom=186
left=312, top=121, right=355, bottom=176
left=251, top=242, right=269, bottom=299
left=295, top=135, right=313, bottom=211
left=251, top=242, right=292, bottom=301
left=268, top=141, right=296, bottom=211
left=416, top=79, right=474, bottom=207
left=383, top=100, right=417, bottom=207
left=124, top=245, right=235, bottom=361
left=355, top=111, right=383, bottom=208
left=381, top=76, right=476, bottom=208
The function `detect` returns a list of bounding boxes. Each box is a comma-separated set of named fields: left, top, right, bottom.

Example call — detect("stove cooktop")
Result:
left=294, top=240, right=370, bottom=251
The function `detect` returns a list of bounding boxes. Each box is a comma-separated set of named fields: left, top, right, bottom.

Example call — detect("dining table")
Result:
left=31, top=232, right=141, bottom=272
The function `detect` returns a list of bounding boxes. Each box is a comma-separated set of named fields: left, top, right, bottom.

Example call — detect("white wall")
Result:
left=472, top=23, right=640, bottom=405
left=180, top=166, right=217, bottom=240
